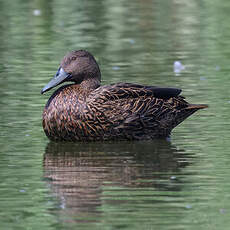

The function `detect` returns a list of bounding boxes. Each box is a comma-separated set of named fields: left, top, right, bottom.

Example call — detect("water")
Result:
left=0, top=0, right=230, bottom=229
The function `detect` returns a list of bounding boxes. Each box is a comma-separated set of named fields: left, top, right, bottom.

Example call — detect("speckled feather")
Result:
left=42, top=50, right=207, bottom=141
left=43, top=82, right=205, bottom=141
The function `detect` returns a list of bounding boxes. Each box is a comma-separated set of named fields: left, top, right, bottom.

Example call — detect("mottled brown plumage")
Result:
left=41, top=50, right=207, bottom=141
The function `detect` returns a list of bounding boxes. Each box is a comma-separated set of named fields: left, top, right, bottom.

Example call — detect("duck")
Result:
left=41, top=50, right=207, bottom=141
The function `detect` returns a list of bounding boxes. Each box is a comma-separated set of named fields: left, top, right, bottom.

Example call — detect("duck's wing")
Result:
left=86, top=83, right=206, bottom=139
left=85, top=83, right=185, bottom=139
left=89, top=83, right=182, bottom=101
left=87, top=82, right=188, bottom=121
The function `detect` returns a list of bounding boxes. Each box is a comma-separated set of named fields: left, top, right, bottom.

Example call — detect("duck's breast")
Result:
left=42, top=84, right=89, bottom=141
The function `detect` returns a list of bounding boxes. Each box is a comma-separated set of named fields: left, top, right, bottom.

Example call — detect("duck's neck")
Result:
left=79, top=78, right=101, bottom=90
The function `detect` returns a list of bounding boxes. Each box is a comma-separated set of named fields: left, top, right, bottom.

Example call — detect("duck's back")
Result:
left=42, top=83, right=206, bottom=141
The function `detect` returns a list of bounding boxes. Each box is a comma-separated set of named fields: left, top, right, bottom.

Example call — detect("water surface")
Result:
left=0, top=0, right=230, bottom=229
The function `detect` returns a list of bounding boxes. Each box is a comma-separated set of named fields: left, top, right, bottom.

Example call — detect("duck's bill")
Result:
left=41, top=67, right=71, bottom=94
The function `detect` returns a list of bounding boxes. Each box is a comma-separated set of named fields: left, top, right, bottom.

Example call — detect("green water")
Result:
left=0, top=0, right=230, bottom=229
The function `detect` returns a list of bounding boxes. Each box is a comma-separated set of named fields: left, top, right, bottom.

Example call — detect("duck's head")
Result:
left=41, top=50, right=101, bottom=94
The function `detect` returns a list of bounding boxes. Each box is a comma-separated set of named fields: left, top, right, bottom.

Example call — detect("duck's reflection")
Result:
left=43, top=140, right=189, bottom=221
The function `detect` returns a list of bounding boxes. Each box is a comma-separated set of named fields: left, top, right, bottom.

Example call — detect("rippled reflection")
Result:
left=43, top=140, right=189, bottom=224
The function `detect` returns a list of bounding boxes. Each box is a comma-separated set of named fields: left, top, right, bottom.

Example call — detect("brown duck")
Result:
left=41, top=50, right=207, bottom=141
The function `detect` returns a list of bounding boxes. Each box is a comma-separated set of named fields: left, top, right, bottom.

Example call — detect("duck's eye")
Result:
left=71, top=57, right=77, bottom=61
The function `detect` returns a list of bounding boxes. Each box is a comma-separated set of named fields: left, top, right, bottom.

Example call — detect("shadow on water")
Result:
left=43, top=140, right=192, bottom=224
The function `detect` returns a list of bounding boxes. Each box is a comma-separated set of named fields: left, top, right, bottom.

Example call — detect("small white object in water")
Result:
left=186, top=204, right=192, bottom=209
left=129, top=39, right=135, bottom=44
left=220, top=208, right=226, bottom=214
left=200, top=76, right=206, bottom=81
left=174, top=61, right=185, bottom=74
left=112, top=66, right=120, bottom=70
left=170, top=176, right=177, bottom=180
left=215, top=66, right=220, bottom=71
left=33, top=9, right=41, bottom=16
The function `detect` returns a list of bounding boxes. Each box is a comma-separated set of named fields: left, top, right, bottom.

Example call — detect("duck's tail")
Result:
left=185, top=104, right=208, bottom=110
left=172, top=103, right=208, bottom=129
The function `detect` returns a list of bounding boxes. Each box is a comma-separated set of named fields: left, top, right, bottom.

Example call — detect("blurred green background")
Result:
left=0, top=0, right=230, bottom=229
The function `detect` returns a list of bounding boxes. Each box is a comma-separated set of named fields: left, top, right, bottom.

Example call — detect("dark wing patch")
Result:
left=151, top=87, right=182, bottom=99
